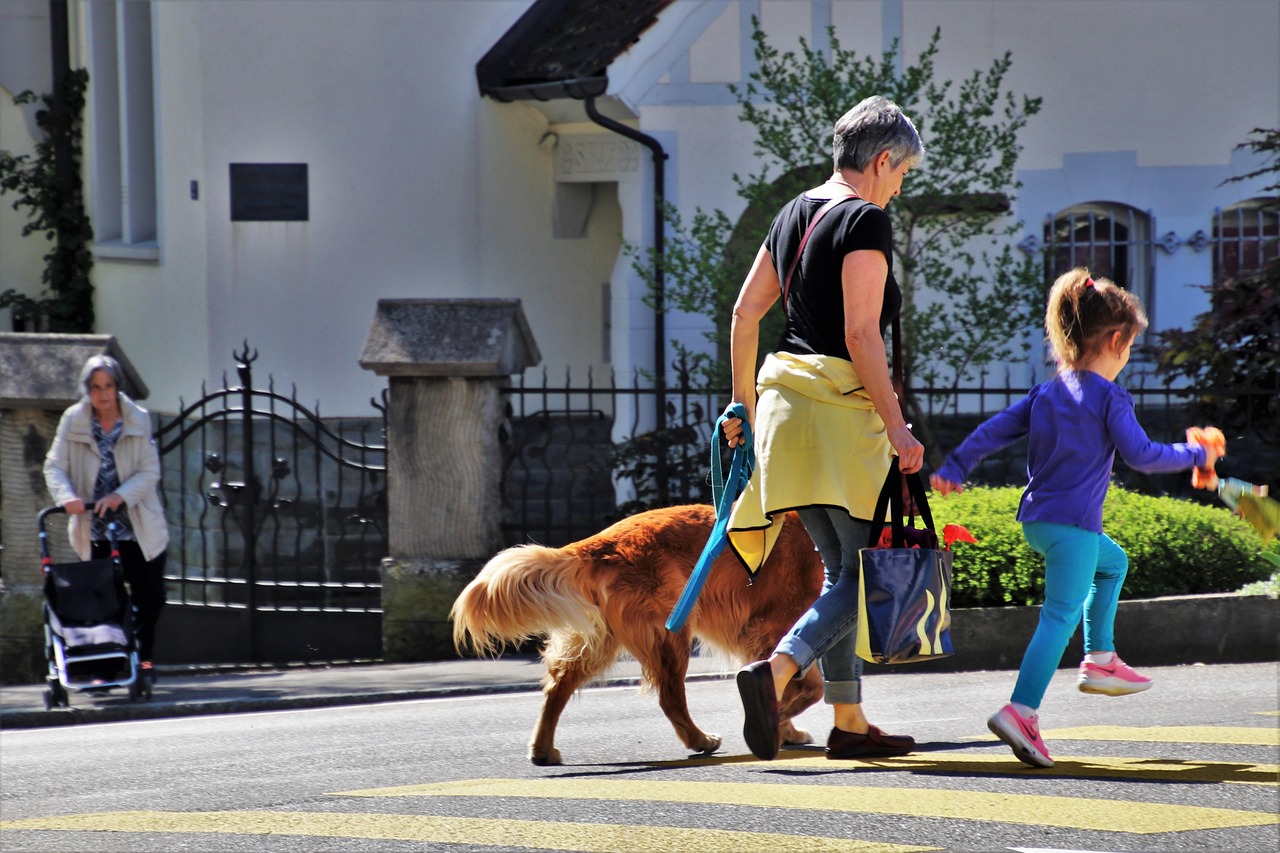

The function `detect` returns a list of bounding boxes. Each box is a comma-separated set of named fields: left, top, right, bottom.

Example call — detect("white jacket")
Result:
left=43, top=393, right=171, bottom=562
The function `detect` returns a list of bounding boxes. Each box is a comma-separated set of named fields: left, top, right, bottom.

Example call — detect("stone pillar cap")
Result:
left=0, top=333, right=149, bottom=407
left=359, top=298, right=541, bottom=378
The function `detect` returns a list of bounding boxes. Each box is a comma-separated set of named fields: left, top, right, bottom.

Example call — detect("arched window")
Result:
left=1044, top=203, right=1154, bottom=335
left=1213, top=198, right=1279, bottom=283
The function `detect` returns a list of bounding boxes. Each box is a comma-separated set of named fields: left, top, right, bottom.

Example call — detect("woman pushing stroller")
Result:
left=44, top=354, right=170, bottom=678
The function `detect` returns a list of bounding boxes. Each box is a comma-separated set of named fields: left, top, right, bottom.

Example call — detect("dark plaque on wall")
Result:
left=230, top=163, right=309, bottom=221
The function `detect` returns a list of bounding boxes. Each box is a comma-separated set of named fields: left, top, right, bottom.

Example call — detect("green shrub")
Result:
left=932, top=484, right=1274, bottom=607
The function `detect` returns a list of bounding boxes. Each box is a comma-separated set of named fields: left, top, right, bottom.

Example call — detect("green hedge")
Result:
left=930, top=485, right=1276, bottom=608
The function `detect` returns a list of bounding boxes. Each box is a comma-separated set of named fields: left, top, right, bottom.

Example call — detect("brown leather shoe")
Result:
left=736, top=660, right=780, bottom=760
left=826, top=725, right=915, bottom=759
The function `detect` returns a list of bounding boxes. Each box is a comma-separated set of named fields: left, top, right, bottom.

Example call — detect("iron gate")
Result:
left=153, top=344, right=387, bottom=665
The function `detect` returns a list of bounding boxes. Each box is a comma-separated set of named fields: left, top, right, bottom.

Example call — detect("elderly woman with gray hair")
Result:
left=44, top=354, right=170, bottom=676
left=719, top=95, right=925, bottom=761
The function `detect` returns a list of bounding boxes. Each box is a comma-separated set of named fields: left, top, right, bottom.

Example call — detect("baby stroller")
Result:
left=38, top=504, right=152, bottom=709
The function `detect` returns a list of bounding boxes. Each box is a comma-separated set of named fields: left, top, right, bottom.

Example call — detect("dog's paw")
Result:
left=779, top=722, right=813, bottom=745
left=692, top=733, right=722, bottom=755
left=529, top=746, right=563, bottom=766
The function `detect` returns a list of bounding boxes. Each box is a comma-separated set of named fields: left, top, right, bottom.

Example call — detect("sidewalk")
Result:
left=3, top=592, right=1274, bottom=730
left=0, top=654, right=735, bottom=729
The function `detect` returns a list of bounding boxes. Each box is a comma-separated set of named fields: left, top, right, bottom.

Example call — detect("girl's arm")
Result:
left=1106, top=393, right=1206, bottom=473
left=934, top=394, right=1034, bottom=488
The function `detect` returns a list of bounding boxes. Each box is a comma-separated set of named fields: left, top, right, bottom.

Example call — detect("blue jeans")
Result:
left=775, top=507, right=872, bottom=705
left=1012, top=521, right=1129, bottom=709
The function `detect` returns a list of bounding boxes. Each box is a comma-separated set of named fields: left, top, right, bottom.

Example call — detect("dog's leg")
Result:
left=529, top=631, right=616, bottom=766
left=778, top=665, right=823, bottom=745
left=645, top=632, right=722, bottom=756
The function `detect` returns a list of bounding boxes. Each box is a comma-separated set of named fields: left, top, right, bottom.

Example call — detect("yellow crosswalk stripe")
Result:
left=335, top=778, right=1280, bottom=834
left=0, top=811, right=936, bottom=852
left=1043, top=726, right=1279, bottom=746
left=660, top=752, right=1278, bottom=786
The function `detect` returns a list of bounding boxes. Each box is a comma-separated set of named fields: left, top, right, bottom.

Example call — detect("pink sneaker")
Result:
left=987, top=704, right=1054, bottom=768
left=1078, top=655, right=1152, bottom=696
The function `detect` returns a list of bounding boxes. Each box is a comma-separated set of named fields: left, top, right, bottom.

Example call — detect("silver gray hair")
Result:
left=79, top=354, right=124, bottom=396
left=833, top=95, right=924, bottom=172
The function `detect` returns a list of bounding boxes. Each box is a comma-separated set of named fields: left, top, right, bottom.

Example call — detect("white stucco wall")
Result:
left=3, top=0, right=1276, bottom=415
left=78, top=0, right=630, bottom=414
left=631, top=0, right=1278, bottom=386
left=0, top=0, right=55, bottom=330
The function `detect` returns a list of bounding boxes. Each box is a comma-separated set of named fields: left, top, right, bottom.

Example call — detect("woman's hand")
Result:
left=887, top=423, right=924, bottom=474
left=94, top=493, right=125, bottom=517
left=720, top=402, right=753, bottom=448
left=62, top=498, right=87, bottom=515
left=929, top=473, right=963, bottom=497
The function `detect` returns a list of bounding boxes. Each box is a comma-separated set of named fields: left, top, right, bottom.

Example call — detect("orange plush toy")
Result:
left=1185, top=426, right=1225, bottom=490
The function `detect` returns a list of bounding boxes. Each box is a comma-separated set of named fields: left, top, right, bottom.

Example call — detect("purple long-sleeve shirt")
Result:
left=935, top=370, right=1206, bottom=533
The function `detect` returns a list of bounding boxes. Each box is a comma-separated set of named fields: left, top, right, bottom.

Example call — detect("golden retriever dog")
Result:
left=451, top=504, right=825, bottom=765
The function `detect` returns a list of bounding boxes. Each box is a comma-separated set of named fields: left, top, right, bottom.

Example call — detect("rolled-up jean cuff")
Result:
left=776, top=635, right=818, bottom=676
left=822, top=680, right=862, bottom=705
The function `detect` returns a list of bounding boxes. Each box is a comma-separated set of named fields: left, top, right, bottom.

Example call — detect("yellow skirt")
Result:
left=726, top=351, right=893, bottom=574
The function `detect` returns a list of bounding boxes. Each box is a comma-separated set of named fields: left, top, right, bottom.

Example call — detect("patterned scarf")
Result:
left=91, top=417, right=135, bottom=542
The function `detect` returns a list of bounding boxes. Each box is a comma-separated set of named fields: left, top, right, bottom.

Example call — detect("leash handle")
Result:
left=664, top=402, right=755, bottom=632
left=710, top=402, right=753, bottom=515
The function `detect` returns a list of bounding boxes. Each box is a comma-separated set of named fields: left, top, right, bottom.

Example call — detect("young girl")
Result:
left=930, top=267, right=1220, bottom=768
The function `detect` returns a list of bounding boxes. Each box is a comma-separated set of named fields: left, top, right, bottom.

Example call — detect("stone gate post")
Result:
left=0, top=334, right=148, bottom=681
left=359, top=299, right=540, bottom=660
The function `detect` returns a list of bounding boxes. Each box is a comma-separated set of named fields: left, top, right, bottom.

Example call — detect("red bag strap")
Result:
left=781, top=193, right=860, bottom=310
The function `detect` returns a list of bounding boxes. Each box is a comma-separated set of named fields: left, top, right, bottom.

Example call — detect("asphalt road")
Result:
left=2, top=662, right=1277, bottom=852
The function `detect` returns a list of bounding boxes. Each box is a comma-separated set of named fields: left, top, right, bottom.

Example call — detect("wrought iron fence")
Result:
left=500, top=366, right=1278, bottom=548
left=153, top=344, right=388, bottom=664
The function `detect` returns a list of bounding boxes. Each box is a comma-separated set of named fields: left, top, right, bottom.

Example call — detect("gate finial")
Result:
left=234, top=340, right=259, bottom=367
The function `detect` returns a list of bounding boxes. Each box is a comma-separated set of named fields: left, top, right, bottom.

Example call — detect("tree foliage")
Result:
left=627, top=23, right=1044, bottom=470
left=1152, top=127, right=1279, bottom=440
left=0, top=68, right=94, bottom=332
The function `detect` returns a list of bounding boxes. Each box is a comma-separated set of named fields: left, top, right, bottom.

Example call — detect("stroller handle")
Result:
left=37, top=502, right=103, bottom=533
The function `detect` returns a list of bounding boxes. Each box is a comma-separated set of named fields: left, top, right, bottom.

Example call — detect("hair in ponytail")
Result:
left=1045, top=267, right=1148, bottom=369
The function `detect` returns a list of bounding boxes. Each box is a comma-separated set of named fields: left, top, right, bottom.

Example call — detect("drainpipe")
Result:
left=48, top=0, right=74, bottom=308
left=583, top=96, right=670, bottom=501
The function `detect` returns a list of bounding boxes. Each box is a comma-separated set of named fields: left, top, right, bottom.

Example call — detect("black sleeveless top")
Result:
left=765, top=194, right=900, bottom=360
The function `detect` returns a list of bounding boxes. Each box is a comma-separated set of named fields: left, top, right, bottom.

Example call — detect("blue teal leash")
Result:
left=665, top=402, right=754, bottom=632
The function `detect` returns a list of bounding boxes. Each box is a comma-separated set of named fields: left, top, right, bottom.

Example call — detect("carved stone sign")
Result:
left=554, top=134, right=640, bottom=183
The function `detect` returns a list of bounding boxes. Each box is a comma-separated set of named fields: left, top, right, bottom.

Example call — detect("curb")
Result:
left=3, top=594, right=1275, bottom=729
left=0, top=670, right=737, bottom=730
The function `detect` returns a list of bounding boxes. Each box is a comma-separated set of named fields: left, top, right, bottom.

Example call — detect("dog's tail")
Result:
left=451, top=544, right=603, bottom=656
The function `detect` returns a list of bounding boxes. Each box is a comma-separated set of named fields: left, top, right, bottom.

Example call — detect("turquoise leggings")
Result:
left=1012, top=521, right=1129, bottom=710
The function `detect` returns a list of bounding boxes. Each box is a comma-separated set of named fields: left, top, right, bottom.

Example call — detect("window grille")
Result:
left=1044, top=203, right=1155, bottom=339
left=1213, top=199, right=1279, bottom=283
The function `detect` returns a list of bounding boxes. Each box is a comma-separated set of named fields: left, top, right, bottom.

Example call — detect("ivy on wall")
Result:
left=0, top=68, right=94, bottom=332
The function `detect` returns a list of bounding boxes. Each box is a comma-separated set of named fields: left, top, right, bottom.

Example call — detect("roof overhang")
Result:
left=476, top=0, right=673, bottom=111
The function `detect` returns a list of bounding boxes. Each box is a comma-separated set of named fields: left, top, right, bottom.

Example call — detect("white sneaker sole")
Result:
left=1078, top=678, right=1153, bottom=696
left=987, top=713, right=1054, bottom=768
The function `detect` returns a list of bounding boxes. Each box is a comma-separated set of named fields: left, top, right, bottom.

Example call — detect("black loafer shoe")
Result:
left=736, top=660, right=781, bottom=760
left=826, top=725, right=915, bottom=759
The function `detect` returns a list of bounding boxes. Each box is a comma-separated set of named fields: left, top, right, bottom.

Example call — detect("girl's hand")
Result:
left=62, top=498, right=86, bottom=515
left=1186, top=426, right=1225, bottom=489
left=930, top=473, right=963, bottom=496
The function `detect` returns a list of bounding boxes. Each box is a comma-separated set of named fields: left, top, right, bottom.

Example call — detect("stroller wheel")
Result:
left=43, top=688, right=54, bottom=711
